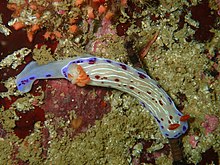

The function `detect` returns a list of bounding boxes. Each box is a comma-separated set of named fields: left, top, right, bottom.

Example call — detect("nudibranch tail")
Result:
left=16, top=56, right=189, bottom=138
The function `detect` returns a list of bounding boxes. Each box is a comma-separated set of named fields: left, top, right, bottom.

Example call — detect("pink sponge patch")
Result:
left=201, top=115, right=219, bottom=135
left=41, top=79, right=111, bottom=137
left=189, top=135, right=198, bottom=148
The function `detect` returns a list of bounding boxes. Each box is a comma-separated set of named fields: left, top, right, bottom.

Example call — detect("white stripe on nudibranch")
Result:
left=16, top=56, right=189, bottom=138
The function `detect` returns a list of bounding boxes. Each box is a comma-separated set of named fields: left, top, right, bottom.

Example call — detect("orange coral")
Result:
left=12, top=22, right=26, bottom=30
left=27, top=30, right=34, bottom=42
left=43, top=31, right=62, bottom=40
left=35, top=13, right=41, bottom=18
left=7, top=3, right=22, bottom=17
left=93, top=0, right=102, bottom=2
left=75, top=0, right=84, bottom=7
left=69, top=18, right=77, bottom=24
left=31, top=24, right=40, bottom=32
left=43, top=31, right=51, bottom=39
left=121, top=0, right=127, bottom=6
left=7, top=3, right=17, bottom=10
left=87, top=6, right=95, bottom=19
left=29, top=3, right=38, bottom=10
left=98, top=5, right=107, bottom=14
left=53, top=31, right=62, bottom=38
left=11, top=21, right=41, bottom=42
left=26, top=24, right=41, bottom=42
left=69, top=25, right=78, bottom=33
left=105, top=11, right=114, bottom=20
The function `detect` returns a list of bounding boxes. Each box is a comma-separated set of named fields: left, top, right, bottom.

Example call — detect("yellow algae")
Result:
left=17, top=132, right=44, bottom=163
left=33, top=45, right=55, bottom=65
left=44, top=91, right=160, bottom=165
left=11, top=93, right=44, bottom=112
left=0, top=108, right=17, bottom=132
left=0, top=48, right=31, bottom=70
left=0, top=135, right=19, bottom=164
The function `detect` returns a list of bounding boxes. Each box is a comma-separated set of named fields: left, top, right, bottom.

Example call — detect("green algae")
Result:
left=0, top=15, right=11, bottom=36
left=11, top=93, right=44, bottom=112
left=16, top=132, right=44, bottom=164
left=0, top=135, right=19, bottom=165
left=139, top=4, right=220, bottom=165
left=33, top=45, right=55, bottom=65
left=155, top=154, right=173, bottom=165
left=132, top=142, right=144, bottom=157
left=90, top=34, right=128, bottom=62
left=0, top=108, right=17, bottom=132
left=44, top=91, right=162, bottom=165
left=0, top=77, right=17, bottom=99
left=0, top=48, right=31, bottom=70
left=183, top=133, right=220, bottom=164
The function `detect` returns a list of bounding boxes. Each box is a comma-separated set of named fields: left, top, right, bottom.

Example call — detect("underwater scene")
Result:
left=0, top=0, right=219, bottom=164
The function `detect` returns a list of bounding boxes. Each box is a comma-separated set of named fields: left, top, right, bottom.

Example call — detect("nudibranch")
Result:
left=16, top=56, right=189, bottom=138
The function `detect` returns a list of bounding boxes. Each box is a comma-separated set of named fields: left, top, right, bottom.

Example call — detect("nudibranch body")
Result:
left=16, top=56, right=189, bottom=138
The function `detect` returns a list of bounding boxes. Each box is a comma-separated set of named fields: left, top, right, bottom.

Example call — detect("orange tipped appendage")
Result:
left=168, top=123, right=180, bottom=130
left=27, top=30, right=34, bottom=42
left=180, top=115, right=190, bottom=122
left=76, top=65, right=90, bottom=87
left=31, top=24, right=40, bottom=32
